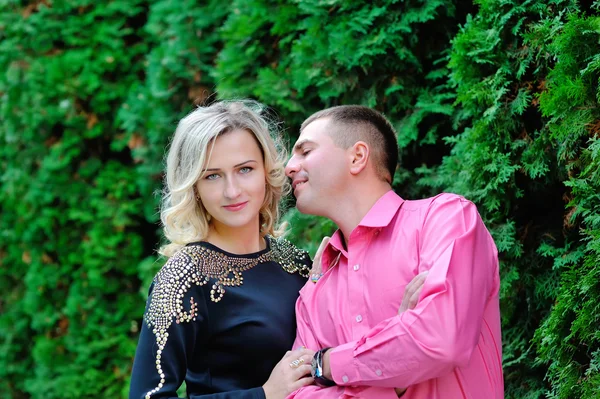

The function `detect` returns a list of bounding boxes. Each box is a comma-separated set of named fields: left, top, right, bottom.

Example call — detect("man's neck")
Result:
left=332, top=181, right=392, bottom=241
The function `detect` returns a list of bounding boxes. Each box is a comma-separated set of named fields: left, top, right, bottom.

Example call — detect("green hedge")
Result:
left=1, top=1, right=600, bottom=398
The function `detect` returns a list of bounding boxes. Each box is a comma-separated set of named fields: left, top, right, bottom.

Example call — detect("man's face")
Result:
left=285, top=118, right=348, bottom=216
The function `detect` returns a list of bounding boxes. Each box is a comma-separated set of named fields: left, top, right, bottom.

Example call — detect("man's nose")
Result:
left=285, top=155, right=299, bottom=178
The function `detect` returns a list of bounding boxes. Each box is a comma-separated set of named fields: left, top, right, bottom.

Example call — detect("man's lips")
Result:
left=292, top=180, right=307, bottom=190
left=223, top=201, right=248, bottom=211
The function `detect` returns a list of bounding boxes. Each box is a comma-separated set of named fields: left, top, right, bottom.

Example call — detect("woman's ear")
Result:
left=349, top=141, right=369, bottom=175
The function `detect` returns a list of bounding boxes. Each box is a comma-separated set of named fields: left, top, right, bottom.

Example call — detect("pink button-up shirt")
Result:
left=289, top=191, right=503, bottom=398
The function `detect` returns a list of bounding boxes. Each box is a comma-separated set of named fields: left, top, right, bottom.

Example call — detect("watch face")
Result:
left=310, top=353, right=318, bottom=378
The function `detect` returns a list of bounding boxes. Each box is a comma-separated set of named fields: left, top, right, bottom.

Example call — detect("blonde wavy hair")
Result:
left=159, top=100, right=289, bottom=257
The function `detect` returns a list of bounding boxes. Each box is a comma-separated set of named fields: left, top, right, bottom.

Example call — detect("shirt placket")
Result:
left=347, top=230, right=370, bottom=340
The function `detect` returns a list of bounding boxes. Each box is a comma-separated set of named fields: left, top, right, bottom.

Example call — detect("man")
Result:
left=284, top=105, right=503, bottom=398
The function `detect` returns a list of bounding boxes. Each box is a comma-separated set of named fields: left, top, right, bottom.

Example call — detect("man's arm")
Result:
left=291, top=290, right=320, bottom=350
left=287, top=266, right=428, bottom=399
left=289, top=271, right=400, bottom=399
left=288, top=385, right=399, bottom=399
left=292, top=236, right=329, bottom=351
left=324, top=195, right=499, bottom=388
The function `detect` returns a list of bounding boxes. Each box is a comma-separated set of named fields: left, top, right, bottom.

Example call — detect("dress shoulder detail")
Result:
left=139, top=238, right=308, bottom=399
left=141, top=245, right=271, bottom=398
left=142, top=249, right=202, bottom=399
left=269, top=236, right=311, bottom=278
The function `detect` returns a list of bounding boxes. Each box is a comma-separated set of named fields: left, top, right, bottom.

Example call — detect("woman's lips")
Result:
left=223, top=201, right=248, bottom=212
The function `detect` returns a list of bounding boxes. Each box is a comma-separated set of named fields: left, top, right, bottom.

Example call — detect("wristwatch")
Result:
left=311, top=347, right=336, bottom=387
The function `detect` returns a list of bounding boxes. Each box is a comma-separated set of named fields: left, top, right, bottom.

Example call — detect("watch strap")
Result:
left=311, top=348, right=336, bottom=387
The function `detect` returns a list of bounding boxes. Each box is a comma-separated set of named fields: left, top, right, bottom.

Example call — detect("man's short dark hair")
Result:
left=301, top=105, right=398, bottom=183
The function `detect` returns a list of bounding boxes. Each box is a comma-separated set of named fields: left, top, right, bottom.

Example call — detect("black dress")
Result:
left=129, top=236, right=311, bottom=399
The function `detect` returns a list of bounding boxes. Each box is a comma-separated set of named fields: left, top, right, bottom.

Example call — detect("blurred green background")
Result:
left=2, top=0, right=600, bottom=398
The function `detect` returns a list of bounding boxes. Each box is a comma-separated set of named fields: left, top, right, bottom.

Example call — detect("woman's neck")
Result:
left=206, top=220, right=265, bottom=255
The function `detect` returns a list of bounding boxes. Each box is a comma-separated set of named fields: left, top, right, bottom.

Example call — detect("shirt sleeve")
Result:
left=129, top=284, right=266, bottom=399
left=287, top=384, right=398, bottom=398
left=329, top=194, right=500, bottom=388
left=289, top=285, right=399, bottom=399
left=291, top=286, right=321, bottom=350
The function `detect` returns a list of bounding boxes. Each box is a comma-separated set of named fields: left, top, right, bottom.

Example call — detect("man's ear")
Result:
left=349, top=141, right=369, bottom=175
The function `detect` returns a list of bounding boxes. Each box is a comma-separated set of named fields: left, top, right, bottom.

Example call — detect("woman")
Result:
left=129, top=100, right=316, bottom=399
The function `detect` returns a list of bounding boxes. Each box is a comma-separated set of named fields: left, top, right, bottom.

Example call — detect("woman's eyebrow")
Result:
left=204, top=160, right=257, bottom=172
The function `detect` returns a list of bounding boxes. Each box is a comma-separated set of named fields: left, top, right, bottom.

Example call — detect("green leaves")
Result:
left=2, top=1, right=600, bottom=398
left=0, top=1, right=153, bottom=397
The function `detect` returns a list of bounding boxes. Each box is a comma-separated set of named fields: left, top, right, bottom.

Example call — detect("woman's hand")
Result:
left=309, top=236, right=330, bottom=277
left=262, top=348, right=315, bottom=399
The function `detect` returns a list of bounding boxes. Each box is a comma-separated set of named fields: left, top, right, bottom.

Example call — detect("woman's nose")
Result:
left=224, top=177, right=242, bottom=199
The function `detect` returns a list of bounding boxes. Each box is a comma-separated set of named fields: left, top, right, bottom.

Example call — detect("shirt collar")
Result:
left=326, top=230, right=345, bottom=257
left=321, top=190, right=404, bottom=271
left=357, top=189, right=404, bottom=228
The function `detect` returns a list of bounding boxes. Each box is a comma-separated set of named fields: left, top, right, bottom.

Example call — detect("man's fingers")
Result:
left=408, top=285, right=424, bottom=310
left=403, top=271, right=426, bottom=296
left=409, top=271, right=428, bottom=292
left=398, top=271, right=428, bottom=314
left=401, top=271, right=426, bottom=302
left=411, top=270, right=428, bottom=287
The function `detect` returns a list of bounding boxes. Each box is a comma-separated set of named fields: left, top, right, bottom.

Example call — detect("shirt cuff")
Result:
left=329, top=341, right=362, bottom=385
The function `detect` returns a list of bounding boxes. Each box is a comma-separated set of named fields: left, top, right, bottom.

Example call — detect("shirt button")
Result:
left=355, top=315, right=363, bottom=322
left=342, top=375, right=349, bottom=383
left=353, top=264, right=360, bottom=271
left=375, top=369, right=382, bottom=376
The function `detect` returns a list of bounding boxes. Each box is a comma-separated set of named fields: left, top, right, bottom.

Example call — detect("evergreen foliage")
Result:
left=2, top=1, right=600, bottom=398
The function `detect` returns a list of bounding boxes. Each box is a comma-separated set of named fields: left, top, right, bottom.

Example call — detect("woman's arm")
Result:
left=130, top=279, right=275, bottom=399
left=130, top=246, right=315, bottom=399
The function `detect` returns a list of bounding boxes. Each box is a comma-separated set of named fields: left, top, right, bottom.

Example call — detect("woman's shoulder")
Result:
left=143, top=246, right=210, bottom=333
left=268, top=236, right=311, bottom=278
left=151, top=245, right=230, bottom=301
left=153, top=245, right=211, bottom=287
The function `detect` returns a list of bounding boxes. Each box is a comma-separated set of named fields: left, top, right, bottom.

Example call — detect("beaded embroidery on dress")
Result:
left=141, top=236, right=309, bottom=399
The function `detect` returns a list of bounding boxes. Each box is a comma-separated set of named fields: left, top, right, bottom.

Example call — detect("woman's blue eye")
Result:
left=206, top=173, right=220, bottom=180
left=240, top=167, right=252, bottom=174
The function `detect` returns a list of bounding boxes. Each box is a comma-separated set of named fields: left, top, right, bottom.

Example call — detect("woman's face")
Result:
left=196, top=129, right=266, bottom=233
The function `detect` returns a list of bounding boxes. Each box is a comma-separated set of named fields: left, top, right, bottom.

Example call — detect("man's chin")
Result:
left=295, top=198, right=319, bottom=216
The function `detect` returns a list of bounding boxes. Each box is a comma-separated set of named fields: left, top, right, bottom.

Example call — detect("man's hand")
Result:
left=321, top=271, right=428, bottom=397
left=394, top=271, right=428, bottom=396
left=398, top=271, right=428, bottom=314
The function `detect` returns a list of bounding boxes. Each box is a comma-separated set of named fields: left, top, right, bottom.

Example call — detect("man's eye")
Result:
left=302, top=149, right=311, bottom=156
left=240, top=167, right=253, bottom=174
left=206, top=173, right=220, bottom=180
